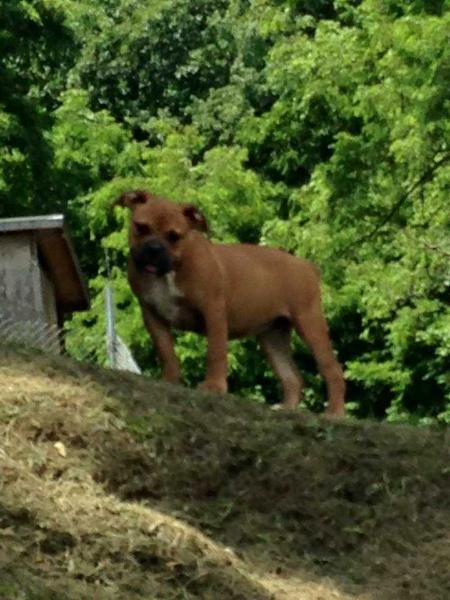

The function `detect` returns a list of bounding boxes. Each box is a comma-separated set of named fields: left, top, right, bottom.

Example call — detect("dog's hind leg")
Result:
left=258, top=322, right=303, bottom=410
left=293, top=306, right=345, bottom=417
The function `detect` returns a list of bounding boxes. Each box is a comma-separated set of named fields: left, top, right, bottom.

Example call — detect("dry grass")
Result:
left=0, top=345, right=449, bottom=599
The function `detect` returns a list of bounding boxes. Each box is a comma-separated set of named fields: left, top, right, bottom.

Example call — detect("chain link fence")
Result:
left=0, top=305, right=62, bottom=355
left=0, top=287, right=141, bottom=374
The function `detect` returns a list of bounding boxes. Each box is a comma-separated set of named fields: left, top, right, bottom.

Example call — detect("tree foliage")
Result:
left=0, top=0, right=75, bottom=216
left=2, top=0, right=449, bottom=422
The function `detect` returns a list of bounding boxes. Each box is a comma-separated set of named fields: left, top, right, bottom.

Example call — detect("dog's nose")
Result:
left=143, top=240, right=165, bottom=255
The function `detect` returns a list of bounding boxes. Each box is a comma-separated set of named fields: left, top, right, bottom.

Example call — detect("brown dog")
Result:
left=117, top=190, right=345, bottom=416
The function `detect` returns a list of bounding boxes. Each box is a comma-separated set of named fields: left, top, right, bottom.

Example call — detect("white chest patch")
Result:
left=142, top=272, right=184, bottom=323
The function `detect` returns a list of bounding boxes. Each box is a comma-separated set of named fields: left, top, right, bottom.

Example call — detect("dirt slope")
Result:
left=0, top=346, right=449, bottom=599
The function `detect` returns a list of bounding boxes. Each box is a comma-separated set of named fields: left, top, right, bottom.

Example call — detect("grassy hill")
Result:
left=0, top=346, right=449, bottom=599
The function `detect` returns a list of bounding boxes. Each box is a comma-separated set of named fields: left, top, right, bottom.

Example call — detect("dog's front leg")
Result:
left=141, top=305, right=181, bottom=384
left=199, top=300, right=228, bottom=394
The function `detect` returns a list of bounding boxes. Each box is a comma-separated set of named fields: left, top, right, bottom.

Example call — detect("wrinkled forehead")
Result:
left=133, top=200, right=186, bottom=230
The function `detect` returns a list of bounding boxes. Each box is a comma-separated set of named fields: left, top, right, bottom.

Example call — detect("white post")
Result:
left=105, top=284, right=117, bottom=369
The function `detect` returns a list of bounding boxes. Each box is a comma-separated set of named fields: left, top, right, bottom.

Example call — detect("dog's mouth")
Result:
left=131, top=243, right=173, bottom=277
left=137, top=258, right=172, bottom=277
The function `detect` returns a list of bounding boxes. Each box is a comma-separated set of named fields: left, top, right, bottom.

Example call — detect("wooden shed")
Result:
left=0, top=215, right=89, bottom=352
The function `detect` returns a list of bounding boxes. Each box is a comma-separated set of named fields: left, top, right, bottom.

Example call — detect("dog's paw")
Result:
left=270, top=402, right=298, bottom=412
left=161, top=370, right=182, bottom=385
left=198, top=380, right=228, bottom=394
left=324, top=406, right=346, bottom=419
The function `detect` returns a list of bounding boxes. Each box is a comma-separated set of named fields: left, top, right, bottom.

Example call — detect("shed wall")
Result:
left=0, top=233, right=41, bottom=318
left=0, top=233, right=60, bottom=352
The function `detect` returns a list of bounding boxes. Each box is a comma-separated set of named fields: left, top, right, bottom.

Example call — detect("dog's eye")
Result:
left=166, top=230, right=181, bottom=244
left=134, top=222, right=151, bottom=236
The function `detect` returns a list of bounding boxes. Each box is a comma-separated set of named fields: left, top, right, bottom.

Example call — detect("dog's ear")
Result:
left=115, top=190, right=149, bottom=209
left=182, top=204, right=208, bottom=233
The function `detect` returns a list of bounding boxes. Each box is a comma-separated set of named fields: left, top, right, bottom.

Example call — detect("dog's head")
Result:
left=116, top=190, right=208, bottom=276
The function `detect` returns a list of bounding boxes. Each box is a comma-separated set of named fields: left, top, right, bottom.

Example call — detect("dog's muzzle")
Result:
left=131, top=240, right=173, bottom=276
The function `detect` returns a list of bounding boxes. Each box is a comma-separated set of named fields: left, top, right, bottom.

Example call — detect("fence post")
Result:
left=105, top=284, right=117, bottom=369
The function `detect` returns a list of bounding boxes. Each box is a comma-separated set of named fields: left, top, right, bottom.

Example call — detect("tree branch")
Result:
left=352, top=152, right=450, bottom=248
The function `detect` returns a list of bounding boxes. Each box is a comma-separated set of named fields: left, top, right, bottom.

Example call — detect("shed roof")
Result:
left=0, top=214, right=89, bottom=312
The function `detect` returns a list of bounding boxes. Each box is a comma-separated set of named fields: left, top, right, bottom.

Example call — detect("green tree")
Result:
left=3, top=0, right=449, bottom=422
left=251, top=6, right=450, bottom=421
left=0, top=0, right=75, bottom=217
